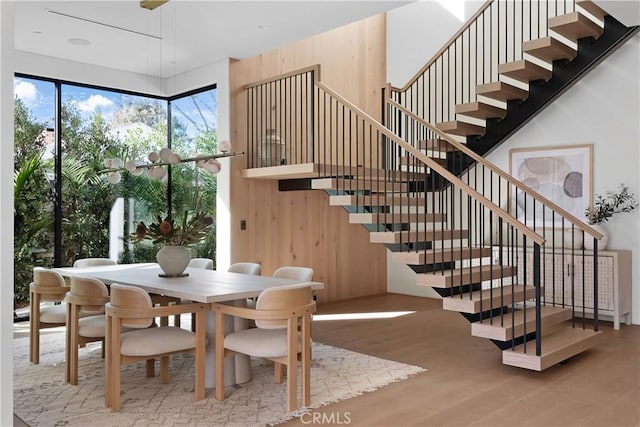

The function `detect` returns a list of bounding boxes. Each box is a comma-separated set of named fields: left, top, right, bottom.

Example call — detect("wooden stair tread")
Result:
left=502, top=326, right=602, bottom=371
left=370, top=229, right=468, bottom=244
left=312, top=178, right=408, bottom=193
left=393, top=247, right=491, bottom=265
left=549, top=12, right=603, bottom=42
left=499, top=60, right=553, bottom=83
left=471, top=306, right=572, bottom=341
left=523, top=36, right=577, bottom=63
left=329, top=194, right=427, bottom=207
left=455, top=102, right=506, bottom=120
left=416, top=265, right=516, bottom=288
left=476, top=81, right=529, bottom=102
left=350, top=212, right=445, bottom=224
left=576, top=0, right=608, bottom=22
left=435, top=121, right=486, bottom=137
left=418, top=139, right=459, bottom=152
left=399, top=156, right=447, bottom=167
left=442, top=284, right=537, bottom=314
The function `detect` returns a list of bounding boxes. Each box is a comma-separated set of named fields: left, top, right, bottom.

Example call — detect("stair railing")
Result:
left=385, top=97, right=603, bottom=344
left=244, top=65, right=603, bottom=356
left=388, top=0, right=577, bottom=125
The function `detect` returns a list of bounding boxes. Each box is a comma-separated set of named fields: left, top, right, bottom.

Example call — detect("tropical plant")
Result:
left=586, top=184, right=639, bottom=225
left=132, top=209, right=213, bottom=246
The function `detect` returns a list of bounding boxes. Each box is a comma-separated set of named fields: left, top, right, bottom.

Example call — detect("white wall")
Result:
left=0, top=2, right=15, bottom=423
left=385, top=1, right=640, bottom=324
left=486, top=36, right=640, bottom=324
left=386, top=0, right=484, bottom=87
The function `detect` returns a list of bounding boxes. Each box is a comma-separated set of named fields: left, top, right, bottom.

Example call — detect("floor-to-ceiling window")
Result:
left=13, top=75, right=217, bottom=311
left=13, top=76, right=55, bottom=309
left=168, top=86, right=218, bottom=261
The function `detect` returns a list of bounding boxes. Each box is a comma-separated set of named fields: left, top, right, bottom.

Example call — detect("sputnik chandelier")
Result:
left=102, top=140, right=242, bottom=184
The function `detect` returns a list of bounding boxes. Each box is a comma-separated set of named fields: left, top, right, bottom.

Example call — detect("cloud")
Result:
left=75, top=94, right=114, bottom=112
left=14, top=80, right=37, bottom=105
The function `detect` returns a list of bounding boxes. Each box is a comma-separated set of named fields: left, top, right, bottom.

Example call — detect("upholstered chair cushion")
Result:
left=225, top=328, right=302, bottom=358
left=120, top=327, right=197, bottom=357
left=78, top=315, right=106, bottom=338
left=39, top=304, right=67, bottom=323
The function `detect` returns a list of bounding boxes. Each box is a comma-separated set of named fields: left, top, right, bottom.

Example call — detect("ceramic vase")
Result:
left=584, top=224, right=608, bottom=251
left=563, top=229, right=584, bottom=250
left=156, top=245, right=191, bottom=276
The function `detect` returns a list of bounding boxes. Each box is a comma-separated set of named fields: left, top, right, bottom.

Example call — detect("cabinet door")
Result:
left=512, top=250, right=569, bottom=305
left=572, top=255, right=614, bottom=311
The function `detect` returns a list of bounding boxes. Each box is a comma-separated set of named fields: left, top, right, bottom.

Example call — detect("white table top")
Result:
left=55, top=263, right=324, bottom=303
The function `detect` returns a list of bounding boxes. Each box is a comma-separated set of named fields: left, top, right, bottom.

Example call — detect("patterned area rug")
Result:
left=14, top=332, right=425, bottom=426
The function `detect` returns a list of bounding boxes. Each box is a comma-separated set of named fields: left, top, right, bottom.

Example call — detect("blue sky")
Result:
left=13, top=76, right=217, bottom=137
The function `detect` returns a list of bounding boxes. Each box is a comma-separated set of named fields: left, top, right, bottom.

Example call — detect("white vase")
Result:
left=584, top=224, right=609, bottom=251
left=156, top=246, right=191, bottom=276
left=563, top=229, right=584, bottom=250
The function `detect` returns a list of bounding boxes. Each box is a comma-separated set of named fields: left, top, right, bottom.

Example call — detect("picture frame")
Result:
left=509, top=144, right=593, bottom=227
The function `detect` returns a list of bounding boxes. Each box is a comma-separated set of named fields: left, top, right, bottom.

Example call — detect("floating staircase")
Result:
left=243, top=0, right=636, bottom=371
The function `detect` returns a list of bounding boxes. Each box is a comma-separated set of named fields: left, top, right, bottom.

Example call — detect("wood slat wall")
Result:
left=229, top=15, right=388, bottom=303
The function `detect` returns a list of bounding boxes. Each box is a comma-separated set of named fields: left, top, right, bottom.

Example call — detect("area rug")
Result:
left=14, top=332, right=425, bottom=426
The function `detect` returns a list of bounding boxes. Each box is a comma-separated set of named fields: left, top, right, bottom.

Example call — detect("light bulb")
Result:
left=108, top=171, right=121, bottom=184
left=168, top=153, right=181, bottom=165
left=111, top=158, right=122, bottom=169
left=104, top=158, right=112, bottom=168
left=130, top=167, right=143, bottom=176
left=145, top=168, right=155, bottom=178
left=159, top=147, right=173, bottom=162
left=125, top=160, right=138, bottom=172
left=203, top=159, right=221, bottom=174
left=148, top=151, right=160, bottom=162
left=152, top=167, right=167, bottom=179
left=219, top=140, right=231, bottom=153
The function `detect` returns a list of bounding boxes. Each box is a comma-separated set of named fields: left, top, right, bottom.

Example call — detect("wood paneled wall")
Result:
left=229, top=14, right=388, bottom=303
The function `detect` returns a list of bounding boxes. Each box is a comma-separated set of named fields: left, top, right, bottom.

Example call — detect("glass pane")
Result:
left=60, top=85, right=168, bottom=265
left=13, top=77, right=56, bottom=309
left=170, top=88, right=218, bottom=262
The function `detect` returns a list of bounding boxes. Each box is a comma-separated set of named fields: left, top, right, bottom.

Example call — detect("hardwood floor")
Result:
left=282, top=293, right=640, bottom=427
left=14, top=293, right=639, bottom=426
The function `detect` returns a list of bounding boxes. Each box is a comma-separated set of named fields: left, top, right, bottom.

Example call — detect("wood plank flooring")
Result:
left=282, top=293, right=640, bottom=427
left=14, top=293, right=639, bottom=426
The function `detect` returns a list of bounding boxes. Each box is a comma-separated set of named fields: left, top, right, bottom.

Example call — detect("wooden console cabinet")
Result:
left=493, top=248, right=632, bottom=330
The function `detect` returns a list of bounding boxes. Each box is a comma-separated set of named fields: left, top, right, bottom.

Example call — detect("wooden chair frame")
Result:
left=65, top=280, right=110, bottom=385
left=29, top=272, right=69, bottom=365
left=213, top=299, right=315, bottom=412
left=105, top=300, right=208, bottom=411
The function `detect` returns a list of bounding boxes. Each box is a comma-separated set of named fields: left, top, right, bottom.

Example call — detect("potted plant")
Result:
left=584, top=184, right=638, bottom=250
left=132, top=209, right=213, bottom=276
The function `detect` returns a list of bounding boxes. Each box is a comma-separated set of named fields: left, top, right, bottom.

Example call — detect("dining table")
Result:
left=54, top=263, right=324, bottom=389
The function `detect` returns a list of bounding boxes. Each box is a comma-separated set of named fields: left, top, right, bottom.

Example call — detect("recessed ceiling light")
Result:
left=33, top=31, right=42, bottom=35
left=68, top=38, right=90, bottom=46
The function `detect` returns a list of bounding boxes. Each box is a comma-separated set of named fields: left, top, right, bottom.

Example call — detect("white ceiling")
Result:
left=14, top=0, right=412, bottom=79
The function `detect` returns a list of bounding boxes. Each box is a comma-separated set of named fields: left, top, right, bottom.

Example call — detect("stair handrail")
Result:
left=316, top=80, right=545, bottom=246
left=389, top=0, right=494, bottom=93
left=386, top=98, right=604, bottom=240
left=243, top=64, right=321, bottom=90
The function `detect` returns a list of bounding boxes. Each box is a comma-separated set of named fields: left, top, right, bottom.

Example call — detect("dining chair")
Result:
left=65, top=276, right=110, bottom=385
left=105, top=283, right=207, bottom=411
left=73, top=258, right=117, bottom=267
left=272, top=266, right=314, bottom=282
left=29, top=267, right=75, bottom=364
left=228, top=262, right=262, bottom=275
left=213, top=283, right=316, bottom=412
left=188, top=257, right=214, bottom=270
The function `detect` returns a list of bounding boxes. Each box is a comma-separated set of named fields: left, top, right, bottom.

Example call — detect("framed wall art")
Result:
left=509, top=144, right=593, bottom=227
